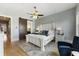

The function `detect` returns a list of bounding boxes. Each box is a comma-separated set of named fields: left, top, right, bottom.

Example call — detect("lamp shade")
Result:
left=57, top=27, right=62, bottom=31
left=56, top=27, right=64, bottom=35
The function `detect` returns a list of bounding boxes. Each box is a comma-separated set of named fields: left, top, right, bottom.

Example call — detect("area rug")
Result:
left=15, top=41, right=59, bottom=56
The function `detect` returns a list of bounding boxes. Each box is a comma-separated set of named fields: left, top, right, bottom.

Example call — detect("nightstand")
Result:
left=55, top=34, right=64, bottom=43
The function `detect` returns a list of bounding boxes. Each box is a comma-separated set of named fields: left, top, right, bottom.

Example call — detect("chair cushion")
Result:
left=59, top=46, right=71, bottom=48
left=59, top=46, right=71, bottom=56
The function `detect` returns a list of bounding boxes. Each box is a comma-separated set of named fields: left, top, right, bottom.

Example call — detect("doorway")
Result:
left=27, top=20, right=32, bottom=34
left=19, top=17, right=32, bottom=41
left=0, top=16, right=11, bottom=43
left=19, top=17, right=27, bottom=41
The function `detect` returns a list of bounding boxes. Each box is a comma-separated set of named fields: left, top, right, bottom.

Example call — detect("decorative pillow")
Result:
left=40, top=30, right=48, bottom=36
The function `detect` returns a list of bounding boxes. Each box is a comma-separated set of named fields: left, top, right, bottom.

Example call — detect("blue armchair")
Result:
left=72, top=36, right=79, bottom=52
left=58, top=36, right=79, bottom=56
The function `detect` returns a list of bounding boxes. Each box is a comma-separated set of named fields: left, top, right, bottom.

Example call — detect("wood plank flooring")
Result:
left=4, top=39, right=28, bottom=56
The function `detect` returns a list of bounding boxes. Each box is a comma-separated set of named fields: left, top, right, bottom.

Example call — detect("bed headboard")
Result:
left=36, top=23, right=55, bottom=31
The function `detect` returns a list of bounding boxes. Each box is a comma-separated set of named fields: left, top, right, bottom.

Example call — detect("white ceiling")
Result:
left=0, top=3, right=76, bottom=19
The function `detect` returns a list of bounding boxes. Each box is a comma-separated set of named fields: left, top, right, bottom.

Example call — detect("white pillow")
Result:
left=48, top=30, right=54, bottom=35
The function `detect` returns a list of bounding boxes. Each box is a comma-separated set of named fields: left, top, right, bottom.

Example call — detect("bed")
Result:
left=26, top=34, right=54, bottom=51
left=26, top=23, right=55, bottom=51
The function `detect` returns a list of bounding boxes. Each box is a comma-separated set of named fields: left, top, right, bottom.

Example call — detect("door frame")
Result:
left=0, top=16, right=11, bottom=42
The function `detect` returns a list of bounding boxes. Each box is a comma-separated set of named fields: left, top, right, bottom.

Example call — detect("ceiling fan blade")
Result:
left=38, top=14, right=44, bottom=16
left=27, top=6, right=44, bottom=19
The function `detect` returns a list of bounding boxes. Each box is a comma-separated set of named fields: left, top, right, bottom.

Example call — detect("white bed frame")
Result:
left=26, top=34, right=54, bottom=51
left=26, top=23, right=55, bottom=51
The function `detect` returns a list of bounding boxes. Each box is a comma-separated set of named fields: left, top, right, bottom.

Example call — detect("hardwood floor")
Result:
left=4, top=39, right=28, bottom=56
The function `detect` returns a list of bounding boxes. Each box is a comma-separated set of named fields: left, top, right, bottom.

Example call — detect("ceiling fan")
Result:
left=27, top=6, right=44, bottom=19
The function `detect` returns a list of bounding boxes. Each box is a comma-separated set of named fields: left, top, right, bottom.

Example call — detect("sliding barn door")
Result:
left=19, top=17, right=27, bottom=40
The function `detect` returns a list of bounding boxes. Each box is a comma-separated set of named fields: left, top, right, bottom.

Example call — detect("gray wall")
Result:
left=36, top=8, right=76, bottom=43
